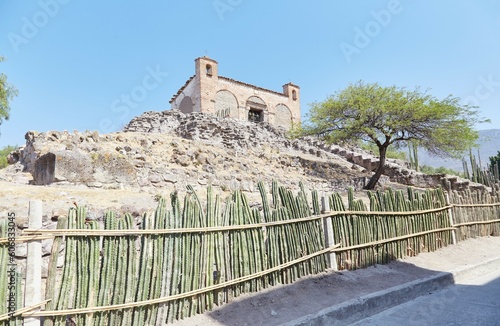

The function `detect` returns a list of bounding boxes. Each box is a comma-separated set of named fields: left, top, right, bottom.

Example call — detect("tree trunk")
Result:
left=364, top=146, right=387, bottom=190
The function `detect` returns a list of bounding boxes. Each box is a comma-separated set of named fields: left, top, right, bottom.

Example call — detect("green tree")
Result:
left=0, top=56, right=18, bottom=131
left=297, top=81, right=488, bottom=189
left=0, top=145, right=17, bottom=169
left=359, top=141, right=406, bottom=160
left=420, top=165, right=463, bottom=178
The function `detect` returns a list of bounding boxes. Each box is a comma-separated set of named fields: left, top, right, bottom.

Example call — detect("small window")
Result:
left=248, top=109, right=263, bottom=123
left=206, top=64, right=212, bottom=76
left=292, top=90, right=297, bottom=101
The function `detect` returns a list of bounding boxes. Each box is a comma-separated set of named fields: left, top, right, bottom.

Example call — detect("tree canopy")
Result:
left=0, top=145, right=17, bottom=169
left=0, top=56, right=18, bottom=130
left=298, top=81, right=489, bottom=189
left=489, top=151, right=500, bottom=181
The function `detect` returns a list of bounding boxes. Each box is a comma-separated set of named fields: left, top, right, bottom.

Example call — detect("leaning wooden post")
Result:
left=24, top=200, right=43, bottom=325
left=445, top=193, right=457, bottom=245
left=321, top=195, right=338, bottom=271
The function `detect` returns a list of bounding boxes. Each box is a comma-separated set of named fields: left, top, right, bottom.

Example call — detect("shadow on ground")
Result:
left=173, top=259, right=453, bottom=326
left=171, top=237, right=500, bottom=325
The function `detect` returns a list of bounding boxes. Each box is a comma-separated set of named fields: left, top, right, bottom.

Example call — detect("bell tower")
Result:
left=283, top=83, right=301, bottom=123
left=195, top=56, right=218, bottom=79
left=195, top=56, right=219, bottom=113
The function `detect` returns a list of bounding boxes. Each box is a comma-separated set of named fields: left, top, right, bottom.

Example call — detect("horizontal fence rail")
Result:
left=450, top=190, right=500, bottom=242
left=16, top=207, right=452, bottom=239
left=23, top=244, right=342, bottom=318
left=1, top=183, right=499, bottom=325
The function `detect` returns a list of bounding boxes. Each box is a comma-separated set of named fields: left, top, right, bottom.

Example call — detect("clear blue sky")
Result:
left=1, top=1, right=499, bottom=148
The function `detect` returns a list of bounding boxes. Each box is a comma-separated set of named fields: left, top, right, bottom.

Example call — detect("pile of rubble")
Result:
left=5, top=110, right=487, bottom=194
left=4, top=111, right=367, bottom=193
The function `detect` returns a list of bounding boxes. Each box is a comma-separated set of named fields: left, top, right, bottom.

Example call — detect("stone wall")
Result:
left=310, top=138, right=490, bottom=192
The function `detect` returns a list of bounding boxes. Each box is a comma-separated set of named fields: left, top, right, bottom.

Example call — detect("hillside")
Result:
left=1, top=110, right=489, bottom=227
left=6, top=111, right=373, bottom=193
left=418, top=129, right=500, bottom=172
left=0, top=111, right=369, bottom=223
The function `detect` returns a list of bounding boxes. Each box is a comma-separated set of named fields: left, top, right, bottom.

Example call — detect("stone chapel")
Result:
left=169, top=57, right=300, bottom=130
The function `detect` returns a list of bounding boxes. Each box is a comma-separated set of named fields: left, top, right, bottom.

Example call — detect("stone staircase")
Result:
left=297, top=137, right=491, bottom=192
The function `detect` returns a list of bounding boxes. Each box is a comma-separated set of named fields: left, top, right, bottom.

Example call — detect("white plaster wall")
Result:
left=171, top=77, right=200, bottom=113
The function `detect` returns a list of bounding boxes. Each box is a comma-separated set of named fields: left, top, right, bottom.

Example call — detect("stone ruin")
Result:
left=5, top=110, right=490, bottom=194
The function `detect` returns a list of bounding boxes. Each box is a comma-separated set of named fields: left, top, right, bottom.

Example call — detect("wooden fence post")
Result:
left=24, top=200, right=43, bottom=325
left=445, top=193, right=457, bottom=245
left=321, top=195, right=338, bottom=271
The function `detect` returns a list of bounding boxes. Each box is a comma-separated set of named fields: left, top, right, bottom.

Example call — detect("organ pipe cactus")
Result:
left=43, top=217, right=67, bottom=326
left=38, top=182, right=500, bottom=325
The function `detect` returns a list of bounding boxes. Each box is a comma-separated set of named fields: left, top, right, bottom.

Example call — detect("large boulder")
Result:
left=31, top=149, right=137, bottom=186
left=16, top=131, right=137, bottom=187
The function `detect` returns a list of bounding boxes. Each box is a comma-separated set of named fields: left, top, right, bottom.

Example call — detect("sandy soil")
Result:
left=0, top=177, right=160, bottom=226
left=0, top=174, right=374, bottom=227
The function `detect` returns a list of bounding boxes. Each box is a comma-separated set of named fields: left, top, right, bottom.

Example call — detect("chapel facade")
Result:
left=169, top=57, right=300, bottom=130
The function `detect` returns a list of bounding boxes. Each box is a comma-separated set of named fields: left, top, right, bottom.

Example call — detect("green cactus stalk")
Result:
left=109, top=218, right=126, bottom=326
left=95, top=211, right=117, bottom=325
left=85, top=219, right=100, bottom=326
left=74, top=206, right=88, bottom=326
left=54, top=208, right=77, bottom=325
left=132, top=211, right=154, bottom=325
left=43, top=216, right=67, bottom=326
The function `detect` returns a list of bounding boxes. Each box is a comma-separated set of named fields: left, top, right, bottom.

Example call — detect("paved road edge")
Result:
left=282, top=254, right=500, bottom=326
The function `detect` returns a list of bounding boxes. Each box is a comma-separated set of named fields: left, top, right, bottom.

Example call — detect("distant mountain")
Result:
left=417, top=129, right=500, bottom=172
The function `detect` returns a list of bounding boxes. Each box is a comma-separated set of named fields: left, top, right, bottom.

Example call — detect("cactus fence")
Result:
left=1, top=182, right=499, bottom=325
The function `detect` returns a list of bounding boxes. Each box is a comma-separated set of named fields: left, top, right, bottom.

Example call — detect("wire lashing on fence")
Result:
left=23, top=243, right=342, bottom=317
left=14, top=206, right=453, bottom=240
